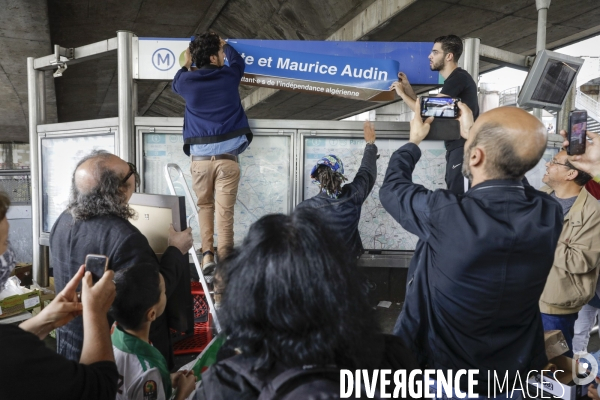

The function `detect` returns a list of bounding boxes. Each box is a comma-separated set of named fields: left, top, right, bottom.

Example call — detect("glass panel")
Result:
left=303, top=137, right=446, bottom=251
left=143, top=133, right=292, bottom=247
left=41, top=134, right=115, bottom=232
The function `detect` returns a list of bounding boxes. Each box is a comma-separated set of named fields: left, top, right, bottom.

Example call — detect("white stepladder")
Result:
left=164, top=163, right=221, bottom=333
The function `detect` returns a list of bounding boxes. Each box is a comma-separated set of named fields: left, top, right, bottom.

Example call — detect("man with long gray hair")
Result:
left=50, top=150, right=193, bottom=369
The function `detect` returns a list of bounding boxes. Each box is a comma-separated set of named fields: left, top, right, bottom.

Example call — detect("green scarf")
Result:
left=111, top=325, right=172, bottom=398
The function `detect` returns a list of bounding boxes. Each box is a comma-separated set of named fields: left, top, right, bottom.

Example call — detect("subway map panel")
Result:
left=143, top=133, right=291, bottom=248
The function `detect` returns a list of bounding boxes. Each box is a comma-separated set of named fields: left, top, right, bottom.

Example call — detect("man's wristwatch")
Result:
left=366, top=140, right=375, bottom=145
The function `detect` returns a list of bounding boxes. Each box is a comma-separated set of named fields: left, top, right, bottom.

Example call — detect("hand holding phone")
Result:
left=567, top=110, right=587, bottom=156
left=85, top=254, right=109, bottom=283
left=420, top=97, right=460, bottom=119
left=76, top=255, right=109, bottom=302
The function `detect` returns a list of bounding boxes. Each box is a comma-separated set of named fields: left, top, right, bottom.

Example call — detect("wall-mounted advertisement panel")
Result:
left=300, top=134, right=446, bottom=251
left=140, top=129, right=294, bottom=248
left=40, top=133, right=116, bottom=233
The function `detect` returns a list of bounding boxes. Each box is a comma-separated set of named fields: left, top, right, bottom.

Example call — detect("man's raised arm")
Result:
left=390, top=72, right=418, bottom=112
left=379, top=101, right=435, bottom=241
left=224, top=40, right=245, bottom=79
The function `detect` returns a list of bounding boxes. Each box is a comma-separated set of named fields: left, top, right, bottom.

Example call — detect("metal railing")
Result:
left=0, top=170, right=31, bottom=203
left=499, top=86, right=520, bottom=107
left=576, top=89, right=600, bottom=123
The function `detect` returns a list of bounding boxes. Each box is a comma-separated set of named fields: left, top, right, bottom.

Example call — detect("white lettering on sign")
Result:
left=340, top=65, right=387, bottom=80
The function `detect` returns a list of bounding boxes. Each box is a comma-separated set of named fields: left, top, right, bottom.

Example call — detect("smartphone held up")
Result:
left=567, top=110, right=587, bottom=156
left=420, top=97, right=460, bottom=119
left=85, top=254, right=110, bottom=283
left=76, top=254, right=110, bottom=301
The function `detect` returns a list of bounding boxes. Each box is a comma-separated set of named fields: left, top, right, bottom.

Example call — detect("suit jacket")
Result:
left=50, top=210, right=193, bottom=369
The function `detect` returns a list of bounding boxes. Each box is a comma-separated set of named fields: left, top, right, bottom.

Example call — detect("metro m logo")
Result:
left=152, top=48, right=176, bottom=71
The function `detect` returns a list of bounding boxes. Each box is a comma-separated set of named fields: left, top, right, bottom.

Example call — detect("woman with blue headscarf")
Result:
left=0, top=192, right=119, bottom=400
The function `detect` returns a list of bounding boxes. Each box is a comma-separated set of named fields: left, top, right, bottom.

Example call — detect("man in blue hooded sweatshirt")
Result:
left=173, top=32, right=252, bottom=273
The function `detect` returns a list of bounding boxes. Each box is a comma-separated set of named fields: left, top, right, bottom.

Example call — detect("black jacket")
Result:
left=296, top=143, right=377, bottom=259
left=380, top=143, right=563, bottom=395
left=50, top=211, right=193, bottom=370
left=0, top=324, right=118, bottom=400
left=198, top=334, right=420, bottom=400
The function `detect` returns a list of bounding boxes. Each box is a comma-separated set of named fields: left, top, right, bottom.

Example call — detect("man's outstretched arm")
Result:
left=350, top=121, right=378, bottom=203
left=223, top=40, right=245, bottom=79
left=380, top=102, right=436, bottom=240
left=390, top=72, right=418, bottom=112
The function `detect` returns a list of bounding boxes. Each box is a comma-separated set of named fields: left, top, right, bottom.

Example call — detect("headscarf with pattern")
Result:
left=310, top=155, right=347, bottom=199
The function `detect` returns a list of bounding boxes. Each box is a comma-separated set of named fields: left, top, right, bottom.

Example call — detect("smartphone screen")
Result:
left=420, top=97, right=459, bottom=118
left=568, top=111, right=587, bottom=156
left=85, top=254, right=108, bottom=282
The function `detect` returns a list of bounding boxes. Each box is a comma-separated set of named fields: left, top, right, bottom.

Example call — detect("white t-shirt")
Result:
left=114, top=345, right=167, bottom=400
left=113, top=345, right=200, bottom=400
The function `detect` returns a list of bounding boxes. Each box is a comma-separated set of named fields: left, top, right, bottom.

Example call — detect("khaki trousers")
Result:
left=190, top=158, right=240, bottom=261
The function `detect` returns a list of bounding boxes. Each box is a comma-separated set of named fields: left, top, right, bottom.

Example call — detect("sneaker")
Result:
left=202, top=261, right=216, bottom=276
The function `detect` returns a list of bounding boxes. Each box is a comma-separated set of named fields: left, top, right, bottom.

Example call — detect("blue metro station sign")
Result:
left=136, top=37, right=441, bottom=101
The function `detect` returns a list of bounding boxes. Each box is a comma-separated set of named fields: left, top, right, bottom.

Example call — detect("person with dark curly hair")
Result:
left=199, top=209, right=419, bottom=399
left=173, top=31, right=252, bottom=274
left=50, top=150, right=194, bottom=370
left=391, top=34, right=479, bottom=197
left=295, top=121, right=377, bottom=260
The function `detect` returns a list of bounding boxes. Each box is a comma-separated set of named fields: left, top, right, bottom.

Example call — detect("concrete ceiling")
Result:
left=2, top=0, right=600, bottom=143
left=0, top=0, right=57, bottom=142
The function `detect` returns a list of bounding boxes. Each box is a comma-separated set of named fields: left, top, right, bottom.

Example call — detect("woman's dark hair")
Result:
left=218, top=208, right=377, bottom=371
left=68, top=150, right=136, bottom=221
left=190, top=31, right=221, bottom=68
left=0, top=192, right=10, bottom=221
left=315, top=165, right=347, bottom=196
left=109, top=264, right=161, bottom=330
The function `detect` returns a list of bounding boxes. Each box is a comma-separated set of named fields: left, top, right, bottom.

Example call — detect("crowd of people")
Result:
left=1, top=31, right=600, bottom=400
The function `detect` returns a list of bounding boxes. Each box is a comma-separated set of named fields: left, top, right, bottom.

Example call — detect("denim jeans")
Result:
left=573, top=300, right=600, bottom=353
left=541, top=312, right=579, bottom=357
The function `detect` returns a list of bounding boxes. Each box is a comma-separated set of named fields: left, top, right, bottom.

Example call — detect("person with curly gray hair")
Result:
left=50, top=150, right=194, bottom=370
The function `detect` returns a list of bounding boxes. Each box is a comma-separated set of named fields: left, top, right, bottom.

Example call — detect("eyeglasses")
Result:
left=549, top=158, right=570, bottom=168
left=121, top=162, right=138, bottom=185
